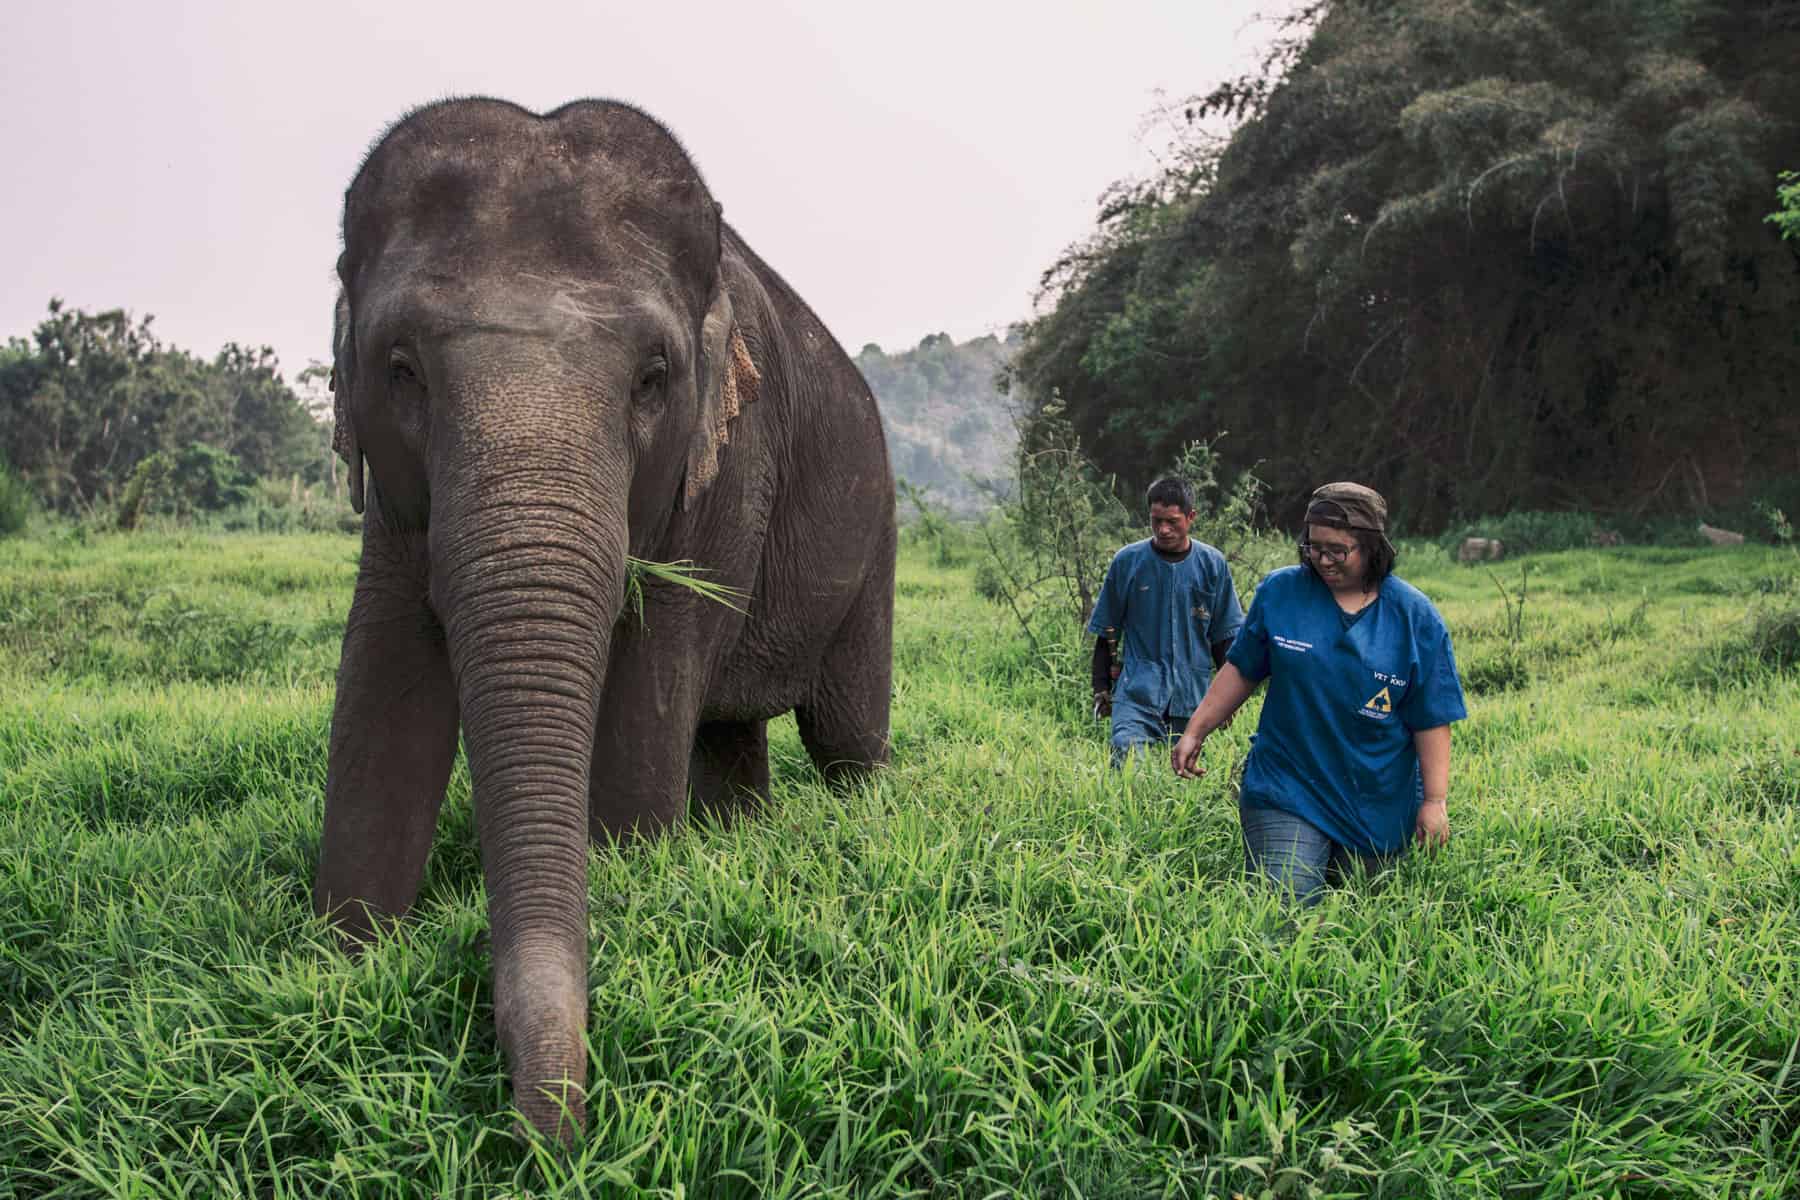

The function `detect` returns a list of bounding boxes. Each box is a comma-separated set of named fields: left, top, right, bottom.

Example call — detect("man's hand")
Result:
left=1415, top=798, right=1449, bottom=851
left=1171, top=731, right=1206, bottom=778
left=1092, top=690, right=1112, bottom=720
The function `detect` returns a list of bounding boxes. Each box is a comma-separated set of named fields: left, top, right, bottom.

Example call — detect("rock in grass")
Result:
left=1698, top=523, right=1745, bottom=546
left=1458, top=537, right=1505, bottom=562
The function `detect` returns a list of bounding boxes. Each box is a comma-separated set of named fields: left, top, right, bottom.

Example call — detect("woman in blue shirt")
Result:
left=1171, top=482, right=1466, bottom=904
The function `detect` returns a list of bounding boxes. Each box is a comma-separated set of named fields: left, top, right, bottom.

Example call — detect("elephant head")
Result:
left=319, top=98, right=762, bottom=1141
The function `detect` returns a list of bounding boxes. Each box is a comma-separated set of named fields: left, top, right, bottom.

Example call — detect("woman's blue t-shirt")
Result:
left=1226, top=565, right=1467, bottom=855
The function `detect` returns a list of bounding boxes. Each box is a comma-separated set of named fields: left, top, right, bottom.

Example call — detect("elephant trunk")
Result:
left=431, top=382, right=628, bottom=1144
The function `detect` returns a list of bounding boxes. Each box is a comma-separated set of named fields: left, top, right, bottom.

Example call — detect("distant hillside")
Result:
left=855, top=331, right=1017, bottom=516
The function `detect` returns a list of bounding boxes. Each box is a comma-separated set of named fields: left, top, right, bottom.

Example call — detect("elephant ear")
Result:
left=330, top=287, right=366, bottom=514
left=685, top=280, right=761, bottom=506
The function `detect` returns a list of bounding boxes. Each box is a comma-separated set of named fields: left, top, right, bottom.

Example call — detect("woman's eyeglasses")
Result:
left=1300, top=540, right=1356, bottom=564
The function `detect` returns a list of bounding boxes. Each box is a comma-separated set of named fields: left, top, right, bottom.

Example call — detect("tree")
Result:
left=116, top=443, right=257, bottom=528
left=0, top=300, right=332, bottom=513
left=1771, top=169, right=1800, bottom=240
left=1010, top=0, right=1800, bottom=529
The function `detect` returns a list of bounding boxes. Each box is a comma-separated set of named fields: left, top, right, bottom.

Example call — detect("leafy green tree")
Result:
left=0, top=301, right=330, bottom=514
left=206, top=343, right=325, bottom=480
left=1771, top=169, right=1800, bottom=240
left=0, top=301, right=160, bottom=510
left=1011, top=0, right=1800, bottom=530
left=116, top=443, right=257, bottom=528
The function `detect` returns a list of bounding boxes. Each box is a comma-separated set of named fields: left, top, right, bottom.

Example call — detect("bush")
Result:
left=0, top=458, right=35, bottom=538
left=114, top=455, right=360, bottom=535
left=1165, top=435, right=1273, bottom=586
left=117, top=444, right=256, bottom=528
left=1442, top=486, right=1800, bottom=560
left=1440, top=511, right=1598, bottom=557
left=897, top=479, right=970, bottom=567
left=1694, top=475, right=1800, bottom=544
left=209, top=475, right=359, bottom=534
left=1461, top=648, right=1531, bottom=694
left=1686, top=591, right=1800, bottom=685
left=974, top=396, right=1139, bottom=657
left=1741, top=601, right=1800, bottom=672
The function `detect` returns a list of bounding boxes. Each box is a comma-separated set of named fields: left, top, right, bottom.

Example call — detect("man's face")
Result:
left=1149, top=501, right=1194, bottom=552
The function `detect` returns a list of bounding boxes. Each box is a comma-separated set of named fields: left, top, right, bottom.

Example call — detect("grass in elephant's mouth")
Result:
left=623, top=555, right=749, bottom=623
left=1, top=528, right=1798, bottom=1197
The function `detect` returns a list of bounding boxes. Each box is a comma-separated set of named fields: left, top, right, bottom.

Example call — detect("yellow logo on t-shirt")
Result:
left=1364, top=686, right=1393, bottom=714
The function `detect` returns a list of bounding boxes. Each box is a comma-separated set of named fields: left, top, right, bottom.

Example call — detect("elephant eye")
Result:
left=634, top=355, right=669, bottom=399
left=388, top=351, right=421, bottom=389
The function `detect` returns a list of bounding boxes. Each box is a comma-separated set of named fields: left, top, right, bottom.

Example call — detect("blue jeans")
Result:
left=1109, top=706, right=1185, bottom=766
left=1239, top=803, right=1398, bottom=906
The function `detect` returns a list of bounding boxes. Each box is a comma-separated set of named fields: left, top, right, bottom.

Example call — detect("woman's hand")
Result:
left=1171, top=731, right=1206, bottom=778
left=1170, top=663, right=1257, bottom=780
left=1412, top=726, right=1452, bottom=851
left=1415, top=797, right=1449, bottom=850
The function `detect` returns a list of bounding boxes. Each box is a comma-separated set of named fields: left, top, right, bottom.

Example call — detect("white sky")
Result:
left=0, top=0, right=1294, bottom=383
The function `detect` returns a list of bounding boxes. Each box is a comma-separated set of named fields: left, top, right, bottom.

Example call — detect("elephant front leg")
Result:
left=315, top=526, right=461, bottom=943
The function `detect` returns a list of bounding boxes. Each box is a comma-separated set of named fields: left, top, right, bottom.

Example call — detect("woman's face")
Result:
left=1304, top=523, right=1366, bottom=588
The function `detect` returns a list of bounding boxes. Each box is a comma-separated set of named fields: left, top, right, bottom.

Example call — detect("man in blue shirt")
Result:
left=1089, top=477, right=1245, bottom=765
left=1171, top=482, right=1466, bottom=903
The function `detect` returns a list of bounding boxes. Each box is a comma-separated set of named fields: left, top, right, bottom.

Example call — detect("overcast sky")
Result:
left=1, top=0, right=1294, bottom=383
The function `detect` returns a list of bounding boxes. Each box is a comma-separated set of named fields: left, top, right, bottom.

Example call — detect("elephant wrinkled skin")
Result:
left=312, top=98, right=895, bottom=1144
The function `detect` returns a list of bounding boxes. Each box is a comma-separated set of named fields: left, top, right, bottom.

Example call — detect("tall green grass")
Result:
left=2, top=531, right=1797, bottom=1197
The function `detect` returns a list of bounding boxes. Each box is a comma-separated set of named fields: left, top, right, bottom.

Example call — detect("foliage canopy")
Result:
left=1009, top=0, right=1800, bottom=531
left=0, top=300, right=329, bottom=515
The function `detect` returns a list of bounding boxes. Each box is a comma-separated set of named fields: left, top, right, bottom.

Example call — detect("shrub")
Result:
left=0, top=458, right=35, bottom=538
left=1443, top=486, right=1800, bottom=559
left=898, top=479, right=968, bottom=567
left=1440, top=510, right=1597, bottom=558
left=1686, top=595, right=1800, bottom=685
left=114, top=459, right=360, bottom=535
left=1461, top=648, right=1531, bottom=694
left=974, top=396, right=1138, bottom=658
left=1165, top=435, right=1274, bottom=587
left=211, top=475, right=359, bottom=534
left=117, top=444, right=256, bottom=528
left=1742, top=601, right=1800, bottom=672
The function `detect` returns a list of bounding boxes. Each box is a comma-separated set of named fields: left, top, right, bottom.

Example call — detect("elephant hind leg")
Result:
left=795, top=574, right=893, bottom=789
left=689, top=719, right=770, bottom=825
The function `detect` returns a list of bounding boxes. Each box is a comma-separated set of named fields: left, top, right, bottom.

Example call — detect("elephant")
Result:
left=312, top=98, right=895, bottom=1144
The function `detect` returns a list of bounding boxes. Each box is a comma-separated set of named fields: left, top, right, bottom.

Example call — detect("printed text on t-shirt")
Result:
left=1273, top=635, right=1312, bottom=653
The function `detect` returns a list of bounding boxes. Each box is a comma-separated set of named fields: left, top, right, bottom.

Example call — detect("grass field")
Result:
left=2, top=527, right=1798, bottom=1198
